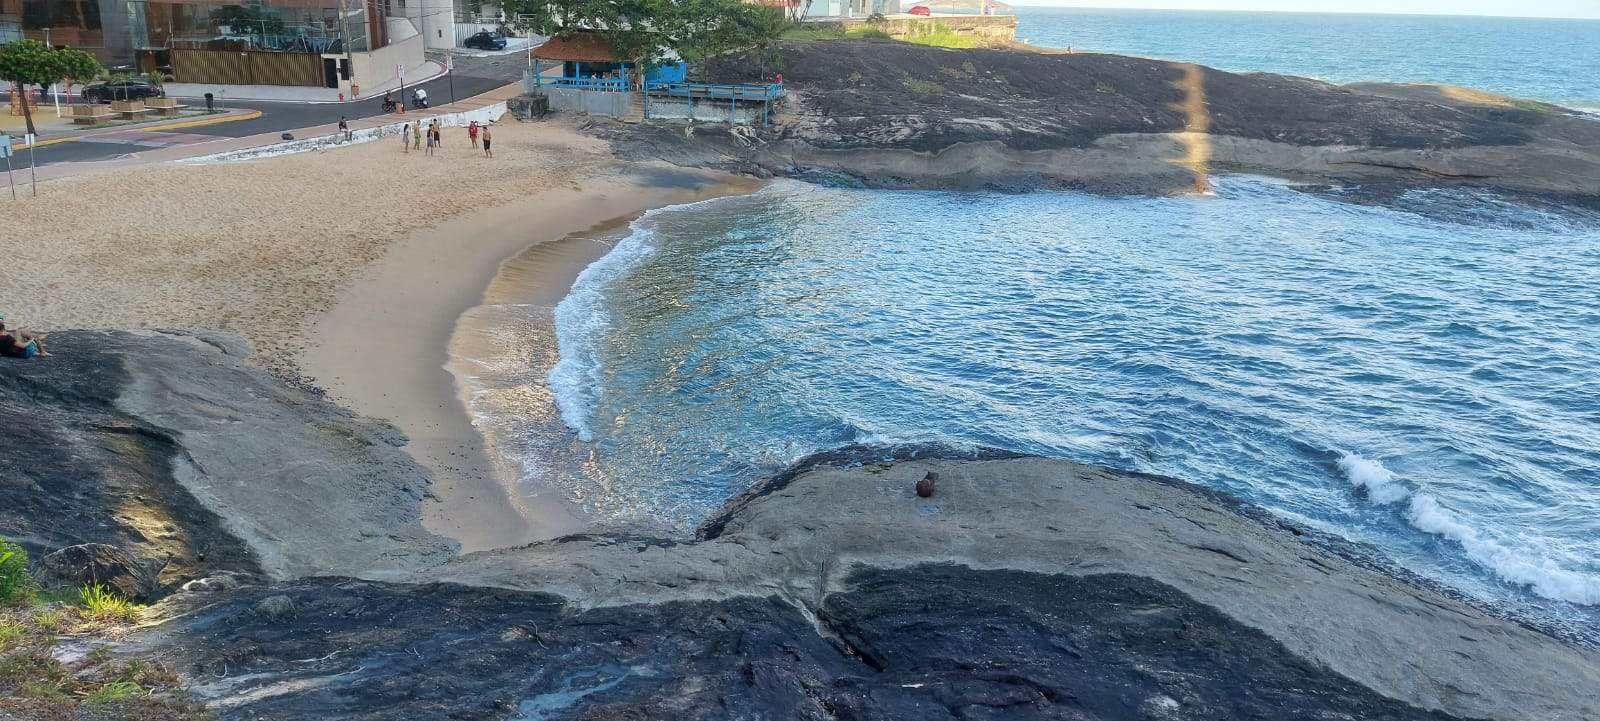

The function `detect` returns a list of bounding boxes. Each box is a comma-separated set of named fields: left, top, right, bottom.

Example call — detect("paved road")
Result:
left=20, top=53, right=527, bottom=169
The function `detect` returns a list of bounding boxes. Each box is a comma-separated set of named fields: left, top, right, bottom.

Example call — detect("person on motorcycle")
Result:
left=381, top=93, right=396, bottom=112
left=413, top=88, right=428, bottom=108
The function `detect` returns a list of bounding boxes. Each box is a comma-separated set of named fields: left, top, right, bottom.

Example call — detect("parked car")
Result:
left=463, top=31, right=508, bottom=51
left=82, top=78, right=164, bottom=103
left=908, top=5, right=931, bottom=15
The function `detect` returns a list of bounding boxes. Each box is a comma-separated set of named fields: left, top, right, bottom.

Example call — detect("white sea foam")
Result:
left=1336, top=451, right=1600, bottom=606
left=547, top=222, right=659, bottom=442
left=548, top=193, right=761, bottom=442
left=1335, top=451, right=1409, bottom=504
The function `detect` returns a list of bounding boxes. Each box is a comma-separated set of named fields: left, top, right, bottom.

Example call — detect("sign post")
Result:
left=0, top=134, right=15, bottom=200
left=446, top=53, right=456, bottom=104
left=25, top=133, right=37, bottom=197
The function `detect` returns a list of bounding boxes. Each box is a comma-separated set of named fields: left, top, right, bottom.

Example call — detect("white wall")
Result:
left=419, top=0, right=455, bottom=50
left=347, top=33, right=427, bottom=98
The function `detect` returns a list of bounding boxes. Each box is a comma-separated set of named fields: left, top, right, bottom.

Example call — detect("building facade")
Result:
left=2, top=0, right=430, bottom=92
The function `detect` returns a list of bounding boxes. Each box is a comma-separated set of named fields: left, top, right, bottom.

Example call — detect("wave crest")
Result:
left=1336, top=451, right=1599, bottom=606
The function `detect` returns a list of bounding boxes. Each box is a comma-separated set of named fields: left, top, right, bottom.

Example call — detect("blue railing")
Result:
left=644, top=81, right=785, bottom=100
left=542, top=76, right=629, bottom=92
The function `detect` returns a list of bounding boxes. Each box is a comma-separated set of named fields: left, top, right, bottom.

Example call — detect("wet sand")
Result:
left=299, top=168, right=763, bottom=552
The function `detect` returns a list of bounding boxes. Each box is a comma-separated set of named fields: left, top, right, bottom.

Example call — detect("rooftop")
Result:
left=531, top=32, right=620, bottom=63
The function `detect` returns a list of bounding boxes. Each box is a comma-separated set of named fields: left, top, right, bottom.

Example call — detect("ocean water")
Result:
left=1012, top=8, right=1600, bottom=110
left=493, top=177, right=1600, bottom=638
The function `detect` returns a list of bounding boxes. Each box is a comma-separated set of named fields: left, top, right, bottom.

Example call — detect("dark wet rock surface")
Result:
left=146, top=566, right=1468, bottom=721
left=0, top=333, right=260, bottom=591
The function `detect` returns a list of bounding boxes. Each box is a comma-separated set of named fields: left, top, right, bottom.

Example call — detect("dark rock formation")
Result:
left=36, top=543, right=162, bottom=601
left=0, top=333, right=260, bottom=592
left=9, top=332, right=1599, bottom=720
left=0, top=330, right=454, bottom=594
left=144, top=567, right=1467, bottom=721
left=586, top=41, right=1600, bottom=198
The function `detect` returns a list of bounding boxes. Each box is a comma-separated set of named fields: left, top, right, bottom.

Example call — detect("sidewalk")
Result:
left=163, top=60, right=447, bottom=104
left=27, top=81, right=525, bottom=184
left=4, top=107, right=261, bottom=149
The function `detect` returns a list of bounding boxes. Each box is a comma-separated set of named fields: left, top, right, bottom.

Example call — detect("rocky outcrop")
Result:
left=36, top=543, right=163, bottom=602
left=0, top=330, right=455, bottom=592
left=589, top=41, right=1600, bottom=198
left=123, top=453, right=1600, bottom=721
left=8, top=333, right=1598, bottom=720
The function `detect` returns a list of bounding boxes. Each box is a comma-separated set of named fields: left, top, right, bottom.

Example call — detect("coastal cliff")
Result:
left=588, top=40, right=1600, bottom=198
left=5, top=333, right=1597, bottom=720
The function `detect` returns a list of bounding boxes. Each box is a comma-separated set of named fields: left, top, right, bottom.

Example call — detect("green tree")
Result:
left=0, top=39, right=66, bottom=137
left=55, top=46, right=102, bottom=97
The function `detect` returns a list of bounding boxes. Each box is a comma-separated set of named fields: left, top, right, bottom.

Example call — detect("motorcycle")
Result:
left=380, top=96, right=398, bottom=113
left=411, top=90, right=429, bottom=109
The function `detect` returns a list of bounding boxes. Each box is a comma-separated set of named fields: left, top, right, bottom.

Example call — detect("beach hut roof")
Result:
left=532, top=32, right=620, bottom=63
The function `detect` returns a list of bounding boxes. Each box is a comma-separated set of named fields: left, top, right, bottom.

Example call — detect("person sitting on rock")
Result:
left=0, top=316, right=47, bottom=358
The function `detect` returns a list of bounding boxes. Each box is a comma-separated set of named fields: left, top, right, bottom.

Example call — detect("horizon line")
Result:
left=1002, top=3, right=1600, bottom=21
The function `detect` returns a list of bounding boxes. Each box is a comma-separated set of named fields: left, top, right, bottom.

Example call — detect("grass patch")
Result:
left=1, top=539, right=34, bottom=607
left=79, top=584, right=142, bottom=624
left=88, top=680, right=145, bottom=704
left=903, top=78, right=945, bottom=94
left=844, top=27, right=893, bottom=41
left=32, top=608, right=67, bottom=633
left=904, top=24, right=980, bottom=49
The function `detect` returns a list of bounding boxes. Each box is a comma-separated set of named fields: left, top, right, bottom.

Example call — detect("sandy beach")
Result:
left=2, top=116, right=760, bottom=551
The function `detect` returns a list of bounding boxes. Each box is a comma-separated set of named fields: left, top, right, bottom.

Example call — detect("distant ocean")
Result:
left=1012, top=8, right=1600, bottom=110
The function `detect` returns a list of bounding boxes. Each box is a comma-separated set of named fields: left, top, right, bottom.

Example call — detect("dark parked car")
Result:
left=82, top=78, right=165, bottom=103
left=463, top=30, right=508, bottom=51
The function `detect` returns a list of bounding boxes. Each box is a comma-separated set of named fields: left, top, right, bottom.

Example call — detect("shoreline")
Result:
left=298, top=166, right=764, bottom=552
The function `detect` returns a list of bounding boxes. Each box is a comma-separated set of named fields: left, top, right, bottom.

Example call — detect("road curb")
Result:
left=18, top=109, right=264, bottom=149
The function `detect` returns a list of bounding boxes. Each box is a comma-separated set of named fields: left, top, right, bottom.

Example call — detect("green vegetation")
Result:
left=903, top=23, right=980, bottom=49
left=847, top=27, right=893, bottom=40
left=79, top=583, right=143, bottom=624
left=0, top=539, right=32, bottom=607
left=501, top=0, right=790, bottom=68
left=0, top=536, right=208, bottom=720
left=88, top=680, right=146, bottom=704
left=0, top=39, right=104, bottom=135
left=903, top=77, right=945, bottom=94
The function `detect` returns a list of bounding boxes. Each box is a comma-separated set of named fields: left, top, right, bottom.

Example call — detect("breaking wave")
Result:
left=1338, top=451, right=1600, bottom=606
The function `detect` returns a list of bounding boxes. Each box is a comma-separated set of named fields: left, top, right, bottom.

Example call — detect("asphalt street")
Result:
left=17, top=53, right=528, bottom=168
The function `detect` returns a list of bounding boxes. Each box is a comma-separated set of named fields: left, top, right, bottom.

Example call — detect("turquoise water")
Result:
left=530, top=177, right=1600, bottom=636
left=1012, top=8, right=1600, bottom=109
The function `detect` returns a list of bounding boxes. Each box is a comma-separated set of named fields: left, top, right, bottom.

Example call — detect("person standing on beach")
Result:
left=467, top=120, right=479, bottom=149
left=481, top=124, right=492, bottom=158
left=401, top=123, right=410, bottom=152
left=412, top=122, right=422, bottom=151
left=424, top=123, right=436, bottom=156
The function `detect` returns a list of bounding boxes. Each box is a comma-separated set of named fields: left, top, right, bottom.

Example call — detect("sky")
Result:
left=998, top=0, right=1600, bottom=20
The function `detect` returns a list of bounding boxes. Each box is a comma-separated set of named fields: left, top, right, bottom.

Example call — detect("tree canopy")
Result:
left=503, top=0, right=790, bottom=66
left=0, top=40, right=104, bottom=135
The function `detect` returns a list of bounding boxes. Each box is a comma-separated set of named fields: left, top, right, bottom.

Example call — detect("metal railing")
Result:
left=643, top=81, right=785, bottom=100
left=543, top=76, right=629, bottom=92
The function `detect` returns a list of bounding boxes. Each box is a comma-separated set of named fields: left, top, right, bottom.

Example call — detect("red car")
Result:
left=908, top=5, right=931, bottom=15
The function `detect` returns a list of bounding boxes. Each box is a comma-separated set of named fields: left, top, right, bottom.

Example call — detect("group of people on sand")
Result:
left=0, top=314, right=47, bottom=359
left=400, top=119, right=493, bottom=157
